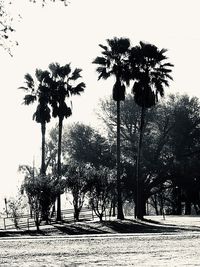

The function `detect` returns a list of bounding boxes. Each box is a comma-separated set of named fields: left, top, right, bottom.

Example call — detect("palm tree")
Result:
left=19, top=69, right=51, bottom=175
left=130, top=41, right=173, bottom=219
left=93, top=37, right=131, bottom=220
left=48, top=62, right=85, bottom=221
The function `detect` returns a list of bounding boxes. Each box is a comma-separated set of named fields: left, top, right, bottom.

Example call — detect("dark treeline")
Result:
left=19, top=93, right=200, bottom=227
left=15, top=36, right=195, bottom=229
left=98, top=93, right=200, bottom=217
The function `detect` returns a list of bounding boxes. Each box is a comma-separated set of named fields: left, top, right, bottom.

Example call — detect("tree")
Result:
left=63, top=160, right=90, bottom=221
left=19, top=70, right=51, bottom=175
left=98, top=95, right=175, bottom=214
left=87, top=166, right=114, bottom=222
left=166, top=94, right=200, bottom=214
left=62, top=122, right=115, bottom=168
left=7, top=194, right=27, bottom=229
left=93, top=37, right=131, bottom=220
left=48, top=62, right=85, bottom=221
left=20, top=165, right=63, bottom=230
left=129, top=42, right=173, bottom=219
left=45, top=126, right=59, bottom=175
left=99, top=93, right=200, bottom=216
left=0, top=1, right=17, bottom=55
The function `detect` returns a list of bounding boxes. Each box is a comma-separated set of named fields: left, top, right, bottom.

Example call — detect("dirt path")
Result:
left=1, top=233, right=200, bottom=266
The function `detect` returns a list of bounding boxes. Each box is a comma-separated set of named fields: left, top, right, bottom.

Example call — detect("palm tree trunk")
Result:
left=136, top=106, right=145, bottom=220
left=56, top=117, right=63, bottom=221
left=116, top=100, right=124, bottom=220
left=41, top=123, right=46, bottom=175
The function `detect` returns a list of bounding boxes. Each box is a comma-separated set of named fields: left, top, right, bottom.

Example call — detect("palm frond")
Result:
left=35, top=69, right=43, bottom=82
left=24, top=73, right=34, bottom=89
left=92, top=56, right=107, bottom=66
left=23, top=94, right=36, bottom=105
left=99, top=44, right=108, bottom=51
left=69, top=68, right=82, bottom=80
left=18, top=86, right=29, bottom=91
left=49, top=62, right=60, bottom=78
left=161, top=62, right=174, bottom=68
left=71, top=82, right=86, bottom=95
left=107, top=37, right=130, bottom=54
left=96, top=67, right=111, bottom=80
left=59, top=64, right=71, bottom=79
left=35, top=69, right=50, bottom=83
left=160, top=48, right=168, bottom=55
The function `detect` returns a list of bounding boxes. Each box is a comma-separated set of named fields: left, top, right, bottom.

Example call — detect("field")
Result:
left=1, top=216, right=200, bottom=266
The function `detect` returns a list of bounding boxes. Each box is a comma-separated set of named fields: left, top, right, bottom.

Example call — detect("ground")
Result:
left=1, top=216, right=200, bottom=266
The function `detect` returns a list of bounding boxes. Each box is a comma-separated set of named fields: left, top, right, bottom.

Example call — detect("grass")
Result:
left=1, top=215, right=200, bottom=237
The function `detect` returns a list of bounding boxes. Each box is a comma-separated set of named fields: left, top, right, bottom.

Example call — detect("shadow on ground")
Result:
left=1, top=218, right=200, bottom=237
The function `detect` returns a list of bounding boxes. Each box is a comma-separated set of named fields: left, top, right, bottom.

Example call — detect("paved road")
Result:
left=0, top=233, right=200, bottom=266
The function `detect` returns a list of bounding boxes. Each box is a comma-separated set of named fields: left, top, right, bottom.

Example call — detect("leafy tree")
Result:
left=98, top=95, right=141, bottom=165
left=48, top=62, right=85, bottom=221
left=166, top=94, right=200, bottom=214
left=19, top=69, right=51, bottom=175
left=87, top=166, right=115, bottom=222
left=7, top=194, right=27, bottom=229
left=63, top=160, right=90, bottom=221
left=99, top=95, right=175, bottom=214
left=129, top=42, right=173, bottom=219
left=93, top=37, right=131, bottom=220
left=20, top=165, right=63, bottom=230
left=62, top=122, right=115, bottom=168
left=45, top=127, right=58, bottom=175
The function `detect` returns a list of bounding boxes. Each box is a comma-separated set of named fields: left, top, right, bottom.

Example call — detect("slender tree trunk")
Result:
left=185, top=199, right=191, bottom=215
left=116, top=100, right=124, bottom=220
left=56, top=117, right=63, bottom=221
left=136, top=106, right=145, bottom=220
left=41, top=123, right=46, bottom=175
left=112, top=195, right=116, bottom=217
left=74, top=205, right=80, bottom=222
left=152, top=195, right=159, bottom=215
left=176, top=187, right=182, bottom=215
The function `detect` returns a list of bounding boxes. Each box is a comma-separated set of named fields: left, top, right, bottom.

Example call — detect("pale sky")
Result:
left=0, top=0, right=200, bottom=209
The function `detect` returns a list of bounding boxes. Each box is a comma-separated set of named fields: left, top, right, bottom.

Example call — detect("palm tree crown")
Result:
left=93, top=37, right=131, bottom=101
left=21, top=70, right=51, bottom=124
left=130, top=41, right=173, bottom=108
left=48, top=62, right=85, bottom=119
left=19, top=69, right=52, bottom=175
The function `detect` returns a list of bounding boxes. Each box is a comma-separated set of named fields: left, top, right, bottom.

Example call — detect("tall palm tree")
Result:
left=19, top=69, right=51, bottom=175
left=130, top=41, right=173, bottom=219
left=93, top=37, right=131, bottom=220
left=48, top=62, right=85, bottom=221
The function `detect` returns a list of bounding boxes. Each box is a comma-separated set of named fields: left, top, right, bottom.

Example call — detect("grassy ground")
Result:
left=1, top=215, right=200, bottom=237
left=1, top=216, right=200, bottom=266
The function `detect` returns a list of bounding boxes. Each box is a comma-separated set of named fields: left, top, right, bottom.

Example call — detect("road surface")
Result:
left=0, top=233, right=200, bottom=266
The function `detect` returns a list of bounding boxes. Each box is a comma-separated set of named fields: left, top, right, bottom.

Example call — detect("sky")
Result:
left=0, top=0, right=200, bottom=208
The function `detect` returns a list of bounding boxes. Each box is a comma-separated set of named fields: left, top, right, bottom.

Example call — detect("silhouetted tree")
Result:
left=48, top=62, right=85, bottom=221
left=87, top=166, right=114, bottom=222
left=63, top=160, right=91, bottom=221
left=93, top=37, right=131, bottom=220
left=45, top=127, right=58, bottom=175
left=129, top=42, right=173, bottom=219
left=19, top=69, right=51, bottom=175
left=20, top=165, right=63, bottom=229
left=167, top=94, right=200, bottom=214
left=62, top=122, right=115, bottom=168
left=99, top=95, right=174, bottom=211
